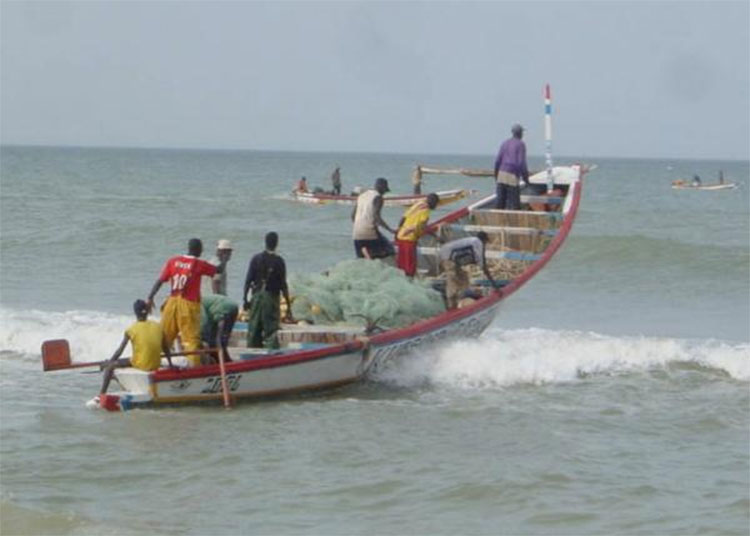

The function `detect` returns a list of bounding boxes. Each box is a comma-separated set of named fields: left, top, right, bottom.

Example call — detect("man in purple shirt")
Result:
left=494, top=123, right=530, bottom=209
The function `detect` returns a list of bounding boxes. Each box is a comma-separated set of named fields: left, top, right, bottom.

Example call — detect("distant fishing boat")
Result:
left=671, top=180, right=737, bottom=191
left=290, top=188, right=470, bottom=207
left=672, top=171, right=736, bottom=191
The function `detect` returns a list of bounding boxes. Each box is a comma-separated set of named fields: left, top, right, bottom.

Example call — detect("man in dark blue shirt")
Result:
left=242, top=232, right=293, bottom=348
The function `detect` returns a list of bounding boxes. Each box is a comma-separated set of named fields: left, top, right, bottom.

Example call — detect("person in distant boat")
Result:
left=718, top=170, right=724, bottom=184
left=243, top=232, right=293, bottom=349
left=395, top=193, right=440, bottom=278
left=494, top=123, right=530, bottom=210
left=202, top=239, right=233, bottom=296
left=351, top=177, right=397, bottom=259
left=692, top=174, right=702, bottom=186
left=438, top=232, right=497, bottom=309
left=100, top=299, right=173, bottom=394
left=146, top=238, right=225, bottom=367
left=412, top=165, right=423, bottom=194
left=295, top=176, right=309, bottom=193
left=200, top=293, right=239, bottom=364
left=331, top=166, right=342, bottom=196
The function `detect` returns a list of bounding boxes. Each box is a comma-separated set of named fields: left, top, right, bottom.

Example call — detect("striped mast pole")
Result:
left=544, top=83, right=554, bottom=191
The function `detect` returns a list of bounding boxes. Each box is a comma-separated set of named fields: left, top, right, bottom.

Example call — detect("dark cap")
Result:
left=511, top=123, right=524, bottom=135
left=374, top=177, right=391, bottom=192
left=133, top=299, right=149, bottom=316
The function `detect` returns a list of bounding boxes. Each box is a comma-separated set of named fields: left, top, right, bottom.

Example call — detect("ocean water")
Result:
left=0, top=146, right=748, bottom=535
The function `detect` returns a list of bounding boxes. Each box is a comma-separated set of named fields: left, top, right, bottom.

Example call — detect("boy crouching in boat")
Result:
left=439, top=232, right=497, bottom=309
left=99, top=299, right=173, bottom=394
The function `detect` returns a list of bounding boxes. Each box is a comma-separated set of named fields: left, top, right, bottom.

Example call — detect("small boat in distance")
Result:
left=290, top=188, right=470, bottom=207
left=672, top=171, right=737, bottom=191
left=671, top=182, right=737, bottom=191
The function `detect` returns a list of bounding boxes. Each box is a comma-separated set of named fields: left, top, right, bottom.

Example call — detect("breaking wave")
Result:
left=2, top=308, right=748, bottom=383
left=374, top=326, right=750, bottom=386
left=0, top=307, right=134, bottom=363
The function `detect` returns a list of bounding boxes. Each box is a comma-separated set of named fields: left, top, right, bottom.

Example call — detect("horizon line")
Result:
left=1, top=143, right=748, bottom=164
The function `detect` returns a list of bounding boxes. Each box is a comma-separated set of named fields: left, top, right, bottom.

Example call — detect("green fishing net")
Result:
left=290, top=259, right=445, bottom=329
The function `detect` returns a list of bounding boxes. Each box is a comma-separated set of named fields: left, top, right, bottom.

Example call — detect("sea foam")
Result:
left=373, top=326, right=750, bottom=387
left=2, top=308, right=748, bottom=382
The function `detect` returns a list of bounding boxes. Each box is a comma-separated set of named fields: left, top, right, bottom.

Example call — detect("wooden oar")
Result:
left=41, top=339, right=216, bottom=372
left=216, top=347, right=232, bottom=409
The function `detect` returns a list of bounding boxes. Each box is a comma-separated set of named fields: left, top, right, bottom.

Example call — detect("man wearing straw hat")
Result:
left=202, top=239, right=233, bottom=296
left=494, top=123, right=530, bottom=210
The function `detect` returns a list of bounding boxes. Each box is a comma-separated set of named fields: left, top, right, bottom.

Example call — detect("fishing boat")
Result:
left=671, top=181, right=737, bottom=191
left=41, top=162, right=589, bottom=411
left=41, top=84, right=589, bottom=411
left=290, top=188, right=470, bottom=207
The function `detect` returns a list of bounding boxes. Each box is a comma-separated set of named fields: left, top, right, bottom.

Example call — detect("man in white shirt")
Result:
left=351, top=177, right=397, bottom=259
left=202, top=239, right=233, bottom=296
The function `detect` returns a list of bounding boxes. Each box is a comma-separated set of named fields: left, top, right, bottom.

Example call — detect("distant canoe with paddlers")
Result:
left=290, top=187, right=471, bottom=207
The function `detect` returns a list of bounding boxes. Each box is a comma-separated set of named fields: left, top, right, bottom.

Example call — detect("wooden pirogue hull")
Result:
left=90, top=165, right=586, bottom=411
left=290, top=188, right=470, bottom=207
left=671, top=182, right=737, bottom=191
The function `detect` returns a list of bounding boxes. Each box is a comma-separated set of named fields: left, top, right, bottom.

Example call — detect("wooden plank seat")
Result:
left=472, top=208, right=563, bottom=219
left=469, top=209, right=561, bottom=232
left=428, top=278, right=511, bottom=291
left=520, top=195, right=563, bottom=205
left=446, top=223, right=558, bottom=237
left=277, top=324, right=365, bottom=346
left=417, top=246, right=542, bottom=262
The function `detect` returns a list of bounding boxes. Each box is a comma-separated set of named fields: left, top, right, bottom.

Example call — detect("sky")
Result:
left=1, top=1, right=748, bottom=160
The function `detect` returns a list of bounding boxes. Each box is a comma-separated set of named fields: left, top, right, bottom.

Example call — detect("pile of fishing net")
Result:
left=289, top=259, right=445, bottom=329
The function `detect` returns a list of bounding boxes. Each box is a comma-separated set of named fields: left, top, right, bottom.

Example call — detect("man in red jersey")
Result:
left=145, top=238, right=225, bottom=366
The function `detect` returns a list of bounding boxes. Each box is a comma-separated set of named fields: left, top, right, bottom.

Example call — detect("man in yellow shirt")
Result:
left=396, top=193, right=439, bottom=278
left=100, top=299, right=173, bottom=394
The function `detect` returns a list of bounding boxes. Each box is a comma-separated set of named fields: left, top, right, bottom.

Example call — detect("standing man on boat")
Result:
left=202, top=239, right=233, bottom=296
left=243, top=232, right=293, bottom=349
left=439, top=232, right=497, bottom=309
left=331, top=166, right=342, bottom=195
left=395, top=193, right=440, bottom=278
left=412, top=165, right=423, bottom=194
left=351, top=177, right=397, bottom=259
left=146, top=238, right=225, bottom=367
left=100, top=299, right=173, bottom=395
left=494, top=123, right=530, bottom=210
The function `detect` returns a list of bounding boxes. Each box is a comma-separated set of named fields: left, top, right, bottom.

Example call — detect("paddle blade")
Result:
left=42, top=339, right=72, bottom=371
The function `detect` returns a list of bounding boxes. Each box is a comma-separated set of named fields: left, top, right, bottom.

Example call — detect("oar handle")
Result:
left=42, top=338, right=219, bottom=372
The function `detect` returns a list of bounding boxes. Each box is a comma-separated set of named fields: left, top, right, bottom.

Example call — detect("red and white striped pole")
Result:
left=544, top=84, right=554, bottom=191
